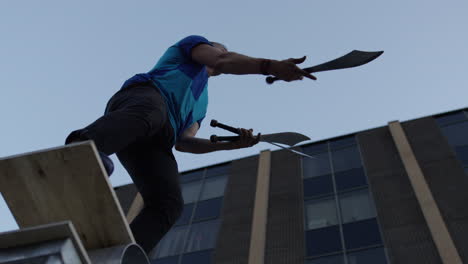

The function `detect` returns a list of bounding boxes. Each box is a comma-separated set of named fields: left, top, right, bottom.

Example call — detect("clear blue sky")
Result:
left=1, top=0, right=467, bottom=232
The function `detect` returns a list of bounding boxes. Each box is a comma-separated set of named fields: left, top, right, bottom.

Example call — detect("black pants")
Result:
left=65, top=83, right=183, bottom=253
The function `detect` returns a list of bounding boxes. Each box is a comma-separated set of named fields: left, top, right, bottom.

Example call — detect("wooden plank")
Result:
left=0, top=141, right=135, bottom=250
left=0, top=221, right=90, bottom=264
left=388, top=121, right=463, bottom=264
left=126, top=192, right=143, bottom=223
left=248, top=150, right=271, bottom=264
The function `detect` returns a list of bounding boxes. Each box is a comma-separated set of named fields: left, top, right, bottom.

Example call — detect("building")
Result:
left=115, top=108, right=468, bottom=264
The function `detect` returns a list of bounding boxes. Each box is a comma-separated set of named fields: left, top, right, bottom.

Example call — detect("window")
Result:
left=330, top=136, right=356, bottom=150
left=303, top=152, right=332, bottom=178
left=435, top=111, right=467, bottom=126
left=154, top=226, right=189, bottom=258
left=152, top=164, right=230, bottom=262
left=440, top=122, right=468, bottom=146
left=180, top=170, right=204, bottom=184
left=331, top=145, right=362, bottom=173
left=180, top=250, right=213, bottom=264
left=334, top=168, right=367, bottom=191
left=306, top=226, right=342, bottom=256
left=175, top=204, right=195, bottom=226
left=343, top=219, right=382, bottom=250
left=302, top=138, right=387, bottom=262
left=181, top=181, right=202, bottom=204
left=306, top=254, right=345, bottom=264
left=347, top=247, right=388, bottom=264
left=152, top=255, right=179, bottom=264
left=455, top=145, right=468, bottom=166
left=304, top=175, right=334, bottom=198
left=193, top=198, right=223, bottom=221
left=305, top=198, right=338, bottom=230
left=339, top=190, right=376, bottom=224
left=303, top=143, right=328, bottom=155
left=200, top=175, right=227, bottom=201
left=205, top=165, right=229, bottom=178
left=435, top=112, right=468, bottom=173
left=185, top=220, right=220, bottom=253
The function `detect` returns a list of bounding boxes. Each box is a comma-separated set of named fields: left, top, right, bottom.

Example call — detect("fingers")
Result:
left=238, top=128, right=260, bottom=147
left=278, top=56, right=316, bottom=82
left=300, top=69, right=317, bottom=80
left=290, top=56, right=306, bottom=64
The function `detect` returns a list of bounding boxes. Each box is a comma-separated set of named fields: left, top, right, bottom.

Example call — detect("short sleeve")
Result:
left=197, top=118, right=204, bottom=127
left=177, top=35, right=212, bottom=60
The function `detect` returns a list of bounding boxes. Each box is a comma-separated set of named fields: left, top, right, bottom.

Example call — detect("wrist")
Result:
left=260, top=59, right=271, bottom=75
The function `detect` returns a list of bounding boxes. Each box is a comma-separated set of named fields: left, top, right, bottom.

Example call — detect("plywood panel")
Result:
left=0, top=141, right=134, bottom=250
left=0, top=221, right=90, bottom=264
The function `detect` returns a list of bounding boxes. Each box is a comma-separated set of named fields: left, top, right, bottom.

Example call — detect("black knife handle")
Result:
left=266, top=76, right=279, bottom=84
left=210, top=135, right=240, bottom=143
left=210, top=119, right=240, bottom=134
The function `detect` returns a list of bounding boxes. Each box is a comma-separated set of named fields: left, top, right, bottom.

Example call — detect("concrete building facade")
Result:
left=115, top=108, right=468, bottom=264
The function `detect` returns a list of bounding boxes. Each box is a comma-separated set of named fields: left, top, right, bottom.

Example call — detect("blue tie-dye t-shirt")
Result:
left=122, top=35, right=212, bottom=144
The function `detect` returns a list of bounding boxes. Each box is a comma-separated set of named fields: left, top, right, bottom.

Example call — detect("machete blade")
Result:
left=260, top=132, right=310, bottom=147
left=304, top=50, right=384, bottom=73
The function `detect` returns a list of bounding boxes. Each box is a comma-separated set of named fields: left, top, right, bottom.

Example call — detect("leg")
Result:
left=65, top=84, right=169, bottom=155
left=116, top=128, right=182, bottom=254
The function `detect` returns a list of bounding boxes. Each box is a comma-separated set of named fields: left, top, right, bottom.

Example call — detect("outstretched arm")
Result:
left=175, top=122, right=260, bottom=154
left=191, top=43, right=317, bottom=82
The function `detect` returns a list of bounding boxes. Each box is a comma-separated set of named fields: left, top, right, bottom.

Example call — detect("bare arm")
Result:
left=175, top=122, right=260, bottom=154
left=191, top=43, right=316, bottom=82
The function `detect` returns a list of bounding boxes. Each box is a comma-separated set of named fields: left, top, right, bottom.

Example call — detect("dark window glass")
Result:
left=153, top=225, right=189, bottom=258
left=151, top=255, right=179, bottom=264
left=180, top=250, right=213, bottom=264
left=303, top=143, right=329, bottom=155
left=304, top=175, right=334, bottom=198
left=303, top=152, right=331, bottom=178
left=435, top=111, right=467, bottom=126
left=305, top=197, right=338, bottom=230
left=306, top=254, right=345, bottom=264
left=306, top=226, right=342, bottom=256
left=175, top=203, right=194, bottom=226
left=200, top=175, right=228, bottom=200
left=180, top=170, right=204, bottom=183
left=440, top=121, right=468, bottom=146
left=193, top=198, right=223, bottom=221
left=347, top=247, right=388, bottom=264
left=331, top=146, right=362, bottom=173
left=335, top=168, right=367, bottom=191
left=205, top=164, right=229, bottom=178
left=185, top=220, right=220, bottom=253
left=343, top=219, right=382, bottom=250
left=454, top=145, right=468, bottom=166
left=181, top=181, right=202, bottom=204
left=330, top=136, right=356, bottom=150
left=339, top=190, right=376, bottom=224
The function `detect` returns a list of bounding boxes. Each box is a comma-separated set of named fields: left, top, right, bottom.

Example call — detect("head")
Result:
left=206, top=41, right=228, bottom=77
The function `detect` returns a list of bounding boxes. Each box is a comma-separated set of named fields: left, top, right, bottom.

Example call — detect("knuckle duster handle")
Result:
left=210, top=135, right=240, bottom=142
left=266, top=76, right=279, bottom=84
left=210, top=119, right=240, bottom=135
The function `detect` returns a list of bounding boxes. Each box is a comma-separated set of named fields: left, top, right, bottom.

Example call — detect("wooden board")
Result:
left=0, top=141, right=134, bottom=250
left=0, top=221, right=90, bottom=264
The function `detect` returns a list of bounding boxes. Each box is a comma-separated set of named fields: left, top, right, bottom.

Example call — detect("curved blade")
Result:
left=260, top=132, right=310, bottom=147
left=304, top=50, right=384, bottom=73
left=266, top=141, right=317, bottom=159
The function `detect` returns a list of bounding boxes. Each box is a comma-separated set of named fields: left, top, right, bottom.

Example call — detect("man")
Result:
left=65, top=35, right=316, bottom=253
